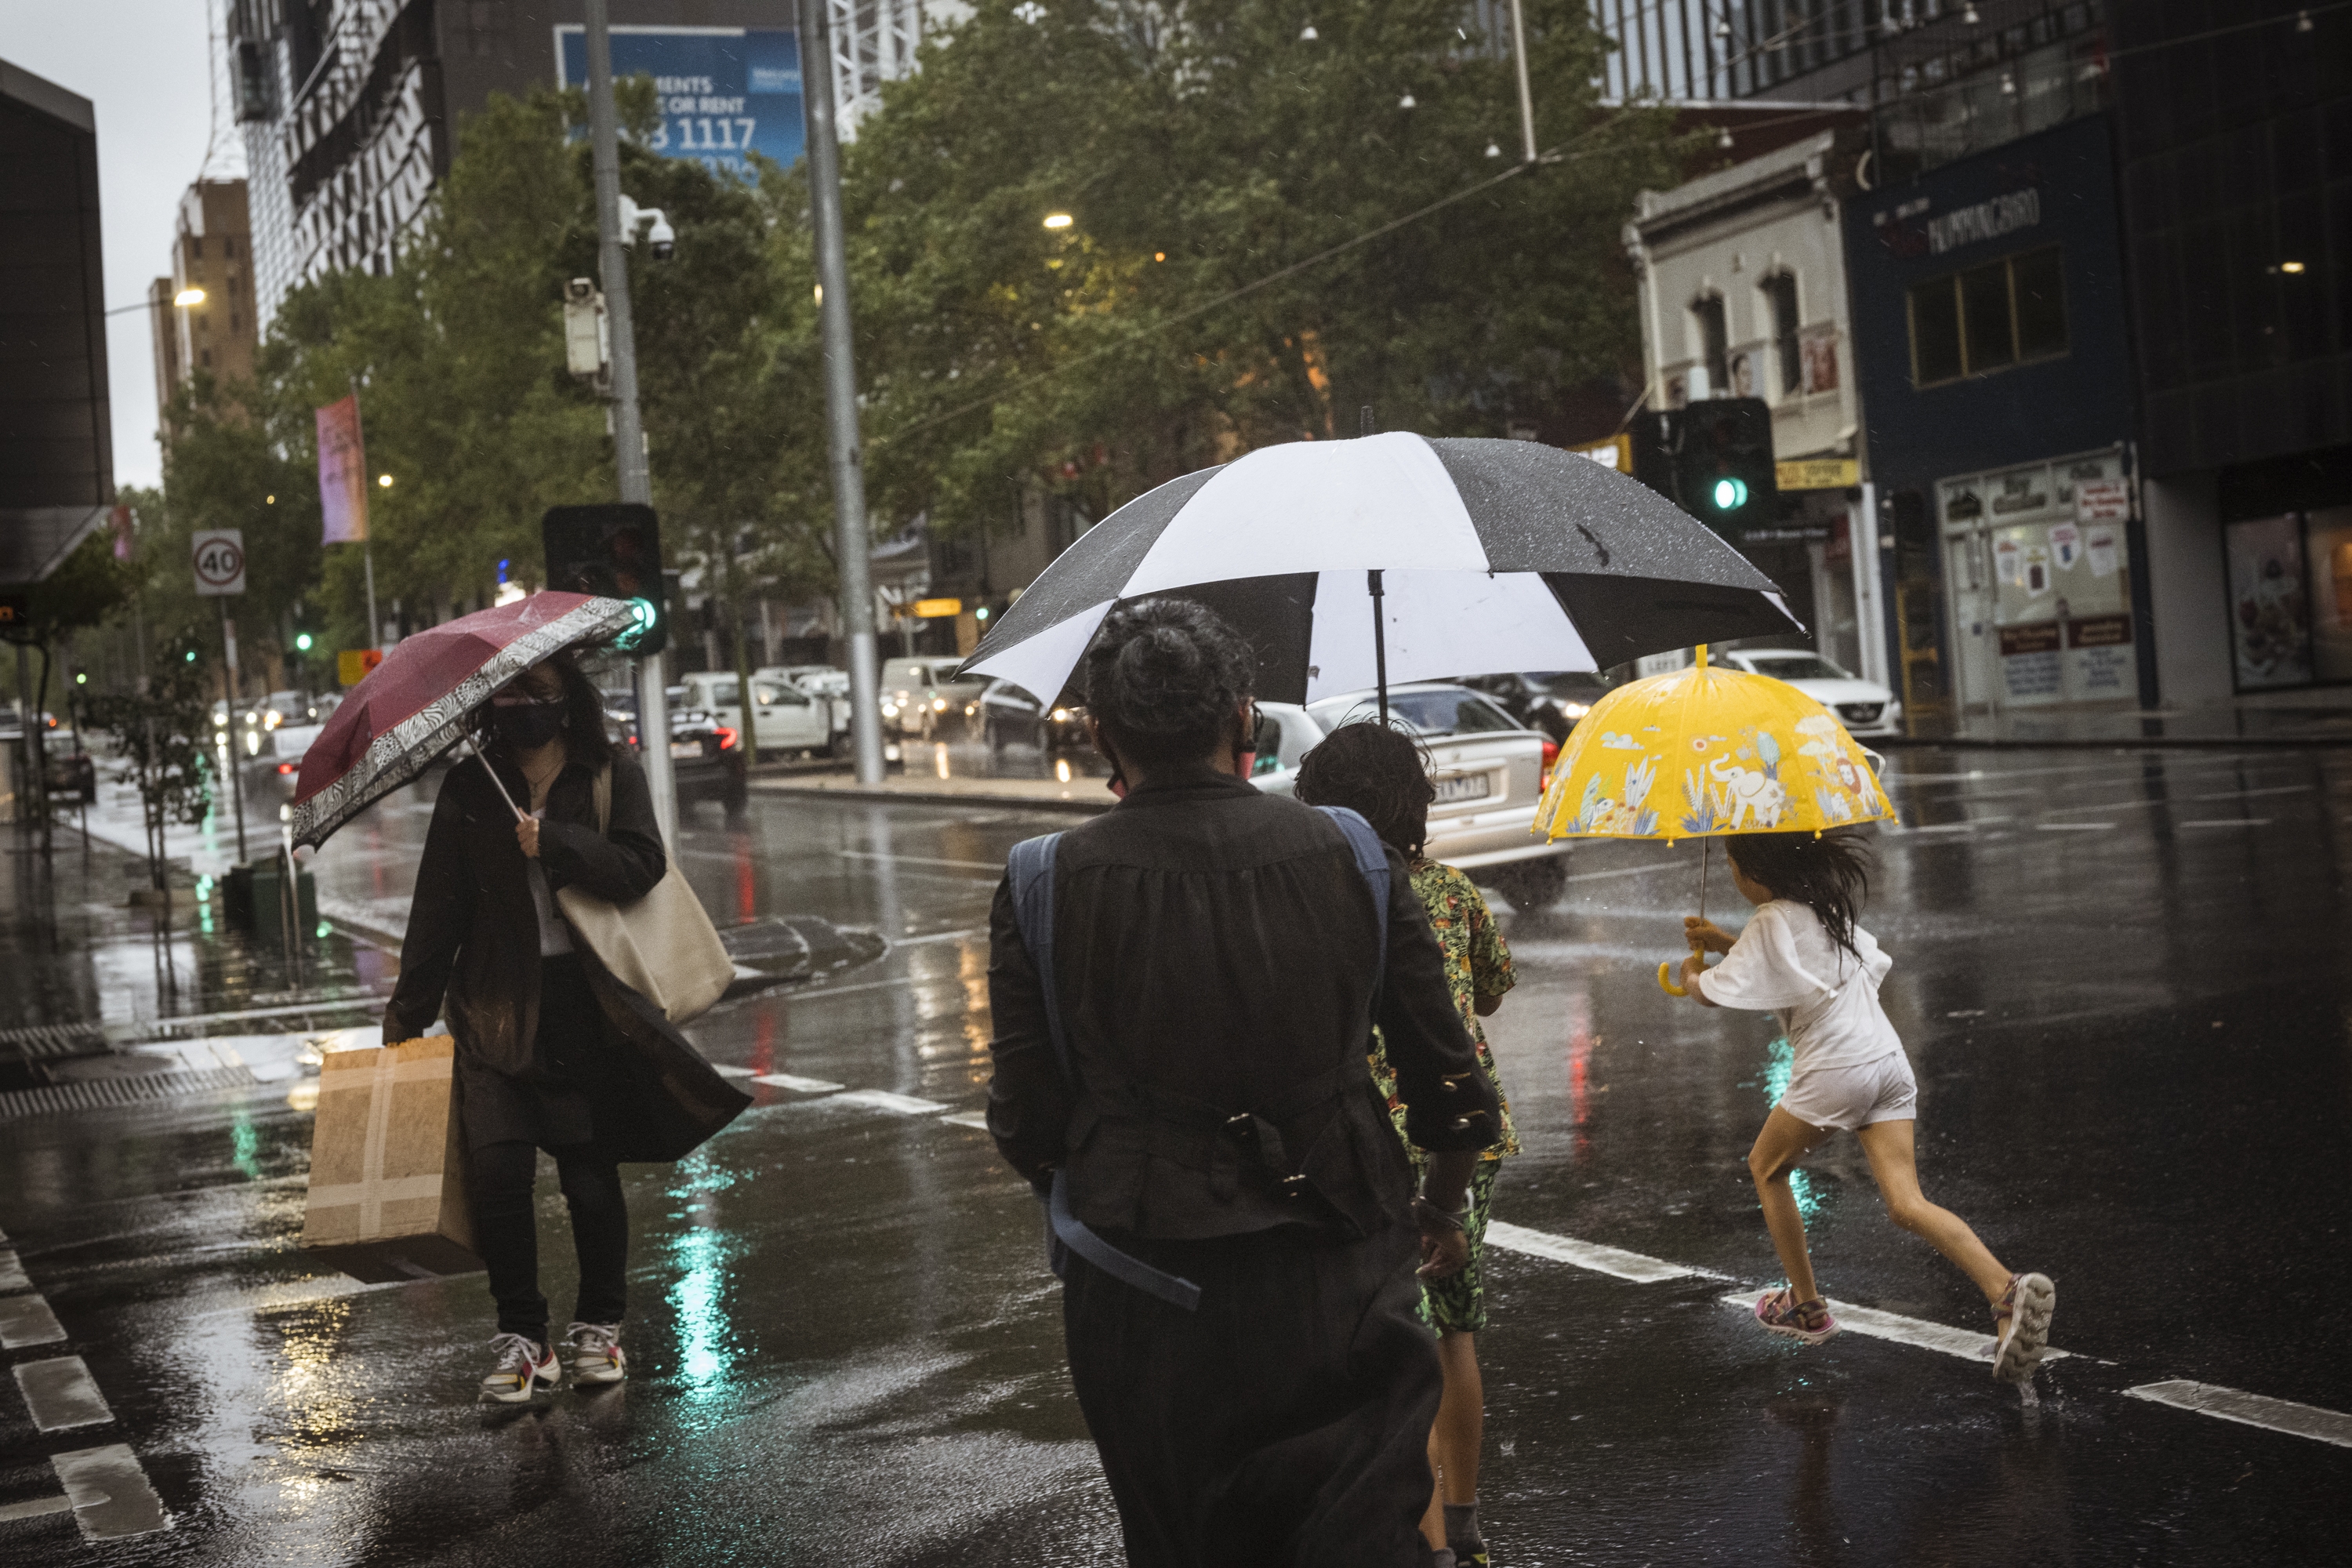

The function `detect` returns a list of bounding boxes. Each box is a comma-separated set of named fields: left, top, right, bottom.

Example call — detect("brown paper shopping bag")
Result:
left=299, top=1036, right=483, bottom=1283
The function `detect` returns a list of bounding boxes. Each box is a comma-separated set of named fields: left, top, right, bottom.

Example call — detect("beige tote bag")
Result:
left=555, top=765, right=735, bottom=1025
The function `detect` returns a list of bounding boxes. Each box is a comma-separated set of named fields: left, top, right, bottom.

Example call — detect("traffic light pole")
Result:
left=799, top=0, right=886, bottom=786
left=583, top=0, right=678, bottom=841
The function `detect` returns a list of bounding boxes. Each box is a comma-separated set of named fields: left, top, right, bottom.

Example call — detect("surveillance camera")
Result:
left=647, top=215, right=676, bottom=262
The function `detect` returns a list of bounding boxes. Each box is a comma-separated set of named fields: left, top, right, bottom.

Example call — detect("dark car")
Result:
left=603, top=690, right=748, bottom=817
left=978, top=681, right=1089, bottom=754
left=1459, top=670, right=1618, bottom=743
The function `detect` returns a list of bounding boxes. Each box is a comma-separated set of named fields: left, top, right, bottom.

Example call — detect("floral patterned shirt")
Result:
left=1371, top=859, right=1519, bottom=1161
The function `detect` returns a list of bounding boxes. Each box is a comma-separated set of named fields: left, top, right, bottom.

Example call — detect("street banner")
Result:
left=110, top=503, right=133, bottom=561
left=317, top=394, right=370, bottom=545
left=191, top=529, right=245, bottom=597
left=1775, top=458, right=1859, bottom=492
left=554, top=26, right=804, bottom=179
left=337, top=648, right=383, bottom=688
left=299, top=1035, right=481, bottom=1283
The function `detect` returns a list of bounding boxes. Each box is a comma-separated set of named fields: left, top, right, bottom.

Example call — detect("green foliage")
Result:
left=6, top=528, right=136, bottom=645
left=83, top=630, right=216, bottom=834
left=844, top=0, right=1683, bottom=535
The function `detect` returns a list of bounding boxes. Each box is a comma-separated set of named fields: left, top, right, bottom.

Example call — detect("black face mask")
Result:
left=492, top=702, right=567, bottom=750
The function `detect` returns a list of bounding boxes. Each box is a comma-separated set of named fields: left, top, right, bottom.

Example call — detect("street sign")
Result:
left=1775, top=458, right=1859, bottom=491
left=2075, top=477, right=2129, bottom=524
left=911, top=597, right=963, bottom=619
left=1570, top=434, right=1632, bottom=474
left=192, top=529, right=246, bottom=596
left=338, top=648, right=383, bottom=687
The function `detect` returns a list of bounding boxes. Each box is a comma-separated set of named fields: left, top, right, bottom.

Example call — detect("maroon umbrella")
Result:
left=289, top=592, right=637, bottom=849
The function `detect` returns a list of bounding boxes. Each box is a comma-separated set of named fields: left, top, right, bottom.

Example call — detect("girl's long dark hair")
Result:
left=1293, top=720, right=1436, bottom=859
left=1726, top=829, right=1872, bottom=958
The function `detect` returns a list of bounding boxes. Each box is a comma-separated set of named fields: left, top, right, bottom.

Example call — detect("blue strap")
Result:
left=1009, top=832, right=1203, bottom=1312
left=1314, top=805, right=1391, bottom=1007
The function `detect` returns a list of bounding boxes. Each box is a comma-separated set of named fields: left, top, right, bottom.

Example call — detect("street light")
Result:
left=173, top=287, right=205, bottom=307
left=1043, top=212, right=1073, bottom=230
left=377, top=474, right=394, bottom=488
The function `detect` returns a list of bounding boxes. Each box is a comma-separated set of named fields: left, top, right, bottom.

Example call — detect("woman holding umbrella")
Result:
left=376, top=648, right=742, bottom=1403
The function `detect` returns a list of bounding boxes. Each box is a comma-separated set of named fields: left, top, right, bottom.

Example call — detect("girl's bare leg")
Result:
left=1749, top=1107, right=1833, bottom=1302
left=1853, top=1118, right=2012, bottom=1301
left=1418, top=1330, right=1483, bottom=1547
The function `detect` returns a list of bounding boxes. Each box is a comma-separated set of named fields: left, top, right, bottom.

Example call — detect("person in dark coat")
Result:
left=384, top=651, right=749, bottom=1403
left=986, top=601, right=1501, bottom=1567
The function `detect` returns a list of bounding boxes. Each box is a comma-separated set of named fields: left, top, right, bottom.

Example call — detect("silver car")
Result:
left=1250, top=682, right=1573, bottom=909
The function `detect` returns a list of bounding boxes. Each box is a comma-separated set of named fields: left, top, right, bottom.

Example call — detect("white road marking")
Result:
left=710, top=1065, right=757, bottom=1079
left=1561, top=864, right=1671, bottom=886
left=50, top=1443, right=171, bottom=1539
left=0, top=1494, right=71, bottom=1523
left=1893, top=817, right=2012, bottom=833
left=1715, top=1291, right=2072, bottom=1366
left=0, top=1292, right=67, bottom=1348
left=838, top=850, right=1005, bottom=872
left=2125, top=1379, right=2352, bottom=1447
left=2034, top=822, right=2115, bottom=831
left=941, top=1111, right=991, bottom=1131
left=0, top=1248, right=27, bottom=1291
left=13, top=1356, right=113, bottom=1431
left=892, top=927, right=989, bottom=946
left=752, top=1073, right=846, bottom=1094
left=1486, top=1221, right=1722, bottom=1283
left=832, top=1089, right=950, bottom=1115
left=2178, top=818, right=2271, bottom=828
left=2194, top=785, right=2313, bottom=800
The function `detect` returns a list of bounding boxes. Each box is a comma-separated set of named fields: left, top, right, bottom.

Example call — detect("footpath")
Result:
left=1885, top=699, right=2352, bottom=750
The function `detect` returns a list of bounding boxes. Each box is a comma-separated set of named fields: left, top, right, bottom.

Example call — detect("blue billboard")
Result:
left=555, top=27, right=804, bottom=178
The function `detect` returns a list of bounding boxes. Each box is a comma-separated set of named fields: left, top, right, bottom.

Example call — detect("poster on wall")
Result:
left=555, top=27, right=804, bottom=178
left=1799, top=325, right=1838, bottom=394
left=2224, top=514, right=2313, bottom=689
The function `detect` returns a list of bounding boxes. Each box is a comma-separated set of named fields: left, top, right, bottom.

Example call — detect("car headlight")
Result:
left=881, top=702, right=899, bottom=717
left=1051, top=708, right=1069, bottom=721
left=214, top=715, right=228, bottom=728
left=264, top=712, right=282, bottom=729
left=1559, top=702, right=1590, bottom=719
left=932, top=698, right=947, bottom=711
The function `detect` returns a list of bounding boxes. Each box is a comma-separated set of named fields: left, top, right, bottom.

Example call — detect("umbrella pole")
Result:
left=462, top=732, right=528, bottom=822
left=1369, top=568, right=1389, bottom=723
left=1699, top=837, right=1709, bottom=922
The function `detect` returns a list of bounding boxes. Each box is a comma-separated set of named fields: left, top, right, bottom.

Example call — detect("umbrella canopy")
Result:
left=1534, top=646, right=1895, bottom=844
left=956, top=433, right=1802, bottom=706
left=289, top=592, right=637, bottom=850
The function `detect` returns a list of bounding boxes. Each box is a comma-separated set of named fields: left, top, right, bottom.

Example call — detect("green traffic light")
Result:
left=1713, top=477, right=1748, bottom=511
left=612, top=597, right=661, bottom=653
left=185, top=651, right=197, bottom=662
left=295, top=633, right=314, bottom=652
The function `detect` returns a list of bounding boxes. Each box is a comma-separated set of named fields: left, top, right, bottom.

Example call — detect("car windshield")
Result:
left=1306, top=688, right=1522, bottom=737
left=1743, top=654, right=1851, bottom=681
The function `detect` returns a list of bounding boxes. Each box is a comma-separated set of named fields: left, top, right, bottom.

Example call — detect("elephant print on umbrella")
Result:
left=1682, top=729, right=1788, bottom=833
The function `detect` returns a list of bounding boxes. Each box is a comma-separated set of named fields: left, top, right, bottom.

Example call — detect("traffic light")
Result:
left=1628, top=397, right=1778, bottom=538
left=542, top=503, right=668, bottom=657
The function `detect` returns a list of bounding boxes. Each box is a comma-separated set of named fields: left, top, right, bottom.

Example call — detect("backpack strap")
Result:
left=1007, top=832, right=1203, bottom=1313
left=1314, top=805, right=1390, bottom=1007
left=591, top=763, right=612, bottom=836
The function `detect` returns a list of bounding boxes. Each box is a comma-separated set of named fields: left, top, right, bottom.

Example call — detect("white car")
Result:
left=675, top=670, right=836, bottom=758
left=1714, top=650, right=1903, bottom=737
left=1250, top=681, right=1574, bottom=909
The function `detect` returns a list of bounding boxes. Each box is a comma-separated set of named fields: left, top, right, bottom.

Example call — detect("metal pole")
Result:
left=1369, top=570, right=1390, bottom=724
left=800, top=0, right=886, bottom=784
left=363, top=542, right=379, bottom=652
left=219, top=597, right=248, bottom=863
left=584, top=0, right=680, bottom=837
left=1505, top=0, right=1537, bottom=164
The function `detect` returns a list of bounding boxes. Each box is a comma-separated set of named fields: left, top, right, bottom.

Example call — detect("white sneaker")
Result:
left=479, top=1333, right=560, bottom=1403
left=564, top=1322, right=626, bottom=1386
left=1992, top=1272, right=2056, bottom=1383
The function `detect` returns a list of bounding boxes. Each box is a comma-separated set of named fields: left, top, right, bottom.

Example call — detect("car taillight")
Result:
left=277, top=763, right=296, bottom=775
left=714, top=725, right=739, bottom=751
left=1541, top=738, right=1559, bottom=789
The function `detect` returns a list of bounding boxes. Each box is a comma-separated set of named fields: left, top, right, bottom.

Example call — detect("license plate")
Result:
left=670, top=741, right=703, bottom=760
left=1433, top=773, right=1492, bottom=804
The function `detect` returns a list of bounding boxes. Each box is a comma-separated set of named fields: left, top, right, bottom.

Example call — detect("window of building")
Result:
left=1763, top=272, right=1800, bottom=396
left=1692, top=293, right=1729, bottom=397
left=224, top=237, right=235, bottom=257
left=190, top=237, right=203, bottom=258
left=1907, top=245, right=2067, bottom=387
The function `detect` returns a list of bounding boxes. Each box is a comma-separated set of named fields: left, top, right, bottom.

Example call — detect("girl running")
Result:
left=1677, top=828, right=2056, bottom=1384
left=1296, top=721, right=1518, bottom=1568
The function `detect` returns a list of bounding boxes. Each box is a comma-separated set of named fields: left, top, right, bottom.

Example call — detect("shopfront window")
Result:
left=1939, top=450, right=2134, bottom=710
left=1907, top=245, right=2068, bottom=386
left=1692, top=293, right=1729, bottom=397
left=2225, top=508, right=2352, bottom=691
left=1764, top=272, right=1801, bottom=397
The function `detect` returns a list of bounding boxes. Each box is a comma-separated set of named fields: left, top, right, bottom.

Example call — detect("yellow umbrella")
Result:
left=1533, top=645, right=1895, bottom=993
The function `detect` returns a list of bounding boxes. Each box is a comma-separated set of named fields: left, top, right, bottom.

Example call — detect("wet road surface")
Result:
left=5, top=746, right=2351, bottom=1562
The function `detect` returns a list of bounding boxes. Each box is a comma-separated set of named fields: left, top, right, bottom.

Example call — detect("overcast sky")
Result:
left=11, top=2, right=227, bottom=492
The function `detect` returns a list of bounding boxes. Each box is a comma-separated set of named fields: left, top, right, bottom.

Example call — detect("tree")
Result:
left=840, top=0, right=1683, bottom=540
left=82, top=630, right=215, bottom=896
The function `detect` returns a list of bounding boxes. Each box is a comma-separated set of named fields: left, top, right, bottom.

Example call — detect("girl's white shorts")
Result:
left=1780, top=1051, right=1918, bottom=1131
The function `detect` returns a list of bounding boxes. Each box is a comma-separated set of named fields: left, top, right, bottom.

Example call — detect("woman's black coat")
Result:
left=384, top=747, right=750, bottom=1161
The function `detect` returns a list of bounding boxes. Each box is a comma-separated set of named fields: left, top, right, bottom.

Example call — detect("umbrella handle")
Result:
left=1657, top=944, right=1716, bottom=997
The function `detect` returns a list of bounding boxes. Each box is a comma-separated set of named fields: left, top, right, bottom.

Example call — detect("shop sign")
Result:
left=2075, top=478, right=2129, bottom=524
left=2049, top=522, right=2082, bottom=572
left=1570, top=434, right=1632, bottom=474
left=2086, top=524, right=2119, bottom=576
left=1775, top=458, right=1859, bottom=492
left=1927, top=187, right=2042, bottom=256
left=1998, top=622, right=2063, bottom=700
left=911, top=597, right=963, bottom=619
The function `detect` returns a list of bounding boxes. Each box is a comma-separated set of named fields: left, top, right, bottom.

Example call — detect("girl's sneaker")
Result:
left=1991, top=1272, right=2056, bottom=1383
left=1754, top=1288, right=1840, bottom=1345
left=479, top=1334, right=560, bottom=1403
left=564, top=1322, right=626, bottom=1386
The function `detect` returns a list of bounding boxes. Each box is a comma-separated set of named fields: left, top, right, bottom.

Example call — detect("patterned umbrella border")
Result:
left=289, top=595, right=637, bottom=851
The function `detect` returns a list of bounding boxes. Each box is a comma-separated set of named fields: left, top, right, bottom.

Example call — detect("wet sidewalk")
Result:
left=751, top=735, right=1116, bottom=812
left=1889, top=697, right=2352, bottom=749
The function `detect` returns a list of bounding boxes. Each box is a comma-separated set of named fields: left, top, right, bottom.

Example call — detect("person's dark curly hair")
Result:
left=1725, top=828, right=1872, bottom=959
left=1083, top=598, right=1257, bottom=773
left=1293, top=721, right=1436, bottom=859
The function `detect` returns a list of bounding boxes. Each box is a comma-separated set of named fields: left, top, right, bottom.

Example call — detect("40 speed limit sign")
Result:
left=192, top=529, right=246, bottom=597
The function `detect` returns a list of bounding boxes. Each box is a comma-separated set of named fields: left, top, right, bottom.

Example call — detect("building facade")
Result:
left=148, top=180, right=259, bottom=429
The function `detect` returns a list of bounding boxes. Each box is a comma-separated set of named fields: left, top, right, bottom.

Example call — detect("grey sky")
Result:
left=9, top=1, right=226, bottom=492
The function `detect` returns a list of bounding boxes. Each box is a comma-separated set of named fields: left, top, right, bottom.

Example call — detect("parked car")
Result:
left=44, top=750, right=96, bottom=804
left=879, top=655, right=987, bottom=739
left=1458, top=670, right=1619, bottom=742
left=1712, top=649, right=1903, bottom=737
left=978, top=681, right=1089, bottom=754
left=603, top=690, right=748, bottom=815
left=676, top=670, right=835, bottom=759
left=211, top=698, right=269, bottom=757
left=1249, top=681, right=1573, bottom=909
left=753, top=665, right=852, bottom=751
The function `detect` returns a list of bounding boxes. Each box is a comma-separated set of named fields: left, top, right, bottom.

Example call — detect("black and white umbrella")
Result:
left=956, top=433, right=1801, bottom=708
